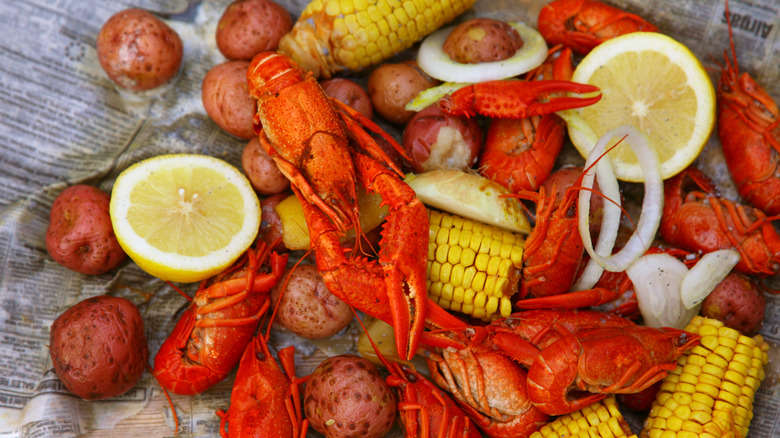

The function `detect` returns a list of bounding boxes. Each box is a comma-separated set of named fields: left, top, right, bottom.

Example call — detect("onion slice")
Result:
left=626, top=253, right=690, bottom=329
left=577, top=125, right=663, bottom=274
left=571, top=152, right=621, bottom=291
left=681, top=249, right=740, bottom=309
left=417, top=22, right=548, bottom=83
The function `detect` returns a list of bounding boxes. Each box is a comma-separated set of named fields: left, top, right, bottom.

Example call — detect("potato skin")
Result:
left=402, top=104, right=482, bottom=173
left=242, top=137, right=290, bottom=195
left=96, top=9, right=183, bottom=91
left=49, top=295, right=148, bottom=400
left=701, top=272, right=766, bottom=336
left=367, top=61, right=439, bottom=124
left=270, top=265, right=353, bottom=339
left=443, top=18, right=523, bottom=64
left=320, top=78, right=374, bottom=119
left=216, top=0, right=292, bottom=61
left=202, top=60, right=256, bottom=139
left=46, top=185, right=126, bottom=275
left=304, top=355, right=396, bottom=438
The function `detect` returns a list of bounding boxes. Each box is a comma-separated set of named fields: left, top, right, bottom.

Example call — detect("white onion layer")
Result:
left=626, top=253, right=690, bottom=329
left=681, top=249, right=741, bottom=309
left=577, top=125, right=663, bottom=275
left=571, top=151, right=621, bottom=291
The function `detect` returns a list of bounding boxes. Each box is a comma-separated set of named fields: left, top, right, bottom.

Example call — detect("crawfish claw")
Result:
left=439, top=80, right=601, bottom=119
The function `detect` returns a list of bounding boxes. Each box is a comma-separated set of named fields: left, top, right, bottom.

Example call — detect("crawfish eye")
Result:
left=566, top=204, right=577, bottom=218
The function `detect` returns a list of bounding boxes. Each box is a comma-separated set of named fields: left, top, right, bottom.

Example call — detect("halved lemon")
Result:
left=559, top=32, right=716, bottom=182
left=110, top=154, right=261, bottom=283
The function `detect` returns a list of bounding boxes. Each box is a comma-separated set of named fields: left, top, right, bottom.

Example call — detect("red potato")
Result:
left=96, top=9, right=183, bottom=91
left=46, top=185, right=126, bottom=275
left=270, top=264, right=353, bottom=339
left=242, top=137, right=290, bottom=195
left=443, top=18, right=524, bottom=64
left=402, top=104, right=482, bottom=173
left=367, top=61, right=439, bottom=125
left=202, top=60, right=256, bottom=139
left=216, top=0, right=293, bottom=61
left=320, top=78, right=374, bottom=119
left=49, top=295, right=148, bottom=400
left=304, top=355, right=396, bottom=438
left=700, top=272, right=766, bottom=336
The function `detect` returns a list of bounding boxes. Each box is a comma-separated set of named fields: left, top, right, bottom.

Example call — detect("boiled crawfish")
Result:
left=386, top=360, right=482, bottom=438
left=476, top=47, right=574, bottom=193
left=717, top=2, right=780, bottom=216
left=153, top=242, right=288, bottom=395
left=247, top=51, right=429, bottom=361
left=424, top=309, right=699, bottom=429
left=216, top=334, right=305, bottom=438
left=660, top=166, right=780, bottom=276
left=537, top=0, right=658, bottom=55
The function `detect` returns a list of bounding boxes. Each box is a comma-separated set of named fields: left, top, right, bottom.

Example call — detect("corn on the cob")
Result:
left=426, top=208, right=524, bottom=321
left=530, top=396, right=639, bottom=438
left=640, top=316, right=769, bottom=438
left=278, top=0, right=476, bottom=78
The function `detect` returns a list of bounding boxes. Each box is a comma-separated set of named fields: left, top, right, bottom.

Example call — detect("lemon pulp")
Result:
left=563, top=32, right=716, bottom=182
left=110, top=154, right=261, bottom=283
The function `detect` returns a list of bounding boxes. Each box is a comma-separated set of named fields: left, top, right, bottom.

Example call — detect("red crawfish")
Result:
left=660, top=166, right=780, bottom=277
left=247, top=51, right=428, bottom=361
left=153, top=242, right=288, bottom=395
left=216, top=334, right=306, bottom=438
left=424, top=309, right=699, bottom=421
left=717, top=1, right=780, bottom=216
left=477, top=47, right=574, bottom=193
left=362, top=306, right=484, bottom=438
left=537, top=0, right=658, bottom=55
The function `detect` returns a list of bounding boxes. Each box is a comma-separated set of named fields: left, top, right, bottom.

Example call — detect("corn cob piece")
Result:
left=426, top=208, right=524, bottom=321
left=640, top=315, right=769, bottom=438
left=278, top=0, right=476, bottom=78
left=530, top=396, right=639, bottom=438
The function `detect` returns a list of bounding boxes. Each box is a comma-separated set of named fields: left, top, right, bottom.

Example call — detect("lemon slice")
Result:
left=110, top=154, right=261, bottom=283
left=560, top=32, right=716, bottom=182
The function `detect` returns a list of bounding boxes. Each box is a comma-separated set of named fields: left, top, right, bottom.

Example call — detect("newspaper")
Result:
left=0, top=0, right=778, bottom=436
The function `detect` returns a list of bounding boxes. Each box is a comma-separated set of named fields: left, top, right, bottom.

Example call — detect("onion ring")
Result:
left=576, top=125, right=663, bottom=276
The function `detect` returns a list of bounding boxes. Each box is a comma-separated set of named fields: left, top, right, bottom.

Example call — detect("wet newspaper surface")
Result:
left=0, top=0, right=778, bottom=436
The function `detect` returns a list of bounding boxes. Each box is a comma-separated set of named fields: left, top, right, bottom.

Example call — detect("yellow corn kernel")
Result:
left=424, top=209, right=524, bottom=321
left=641, top=316, right=766, bottom=438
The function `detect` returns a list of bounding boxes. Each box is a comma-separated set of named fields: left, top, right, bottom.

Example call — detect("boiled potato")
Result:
left=367, top=61, right=439, bottom=124
left=304, top=355, right=396, bottom=438
left=96, top=9, right=183, bottom=91
left=320, top=78, right=374, bottom=119
left=242, top=137, right=290, bottom=195
left=442, top=18, right=524, bottom=64
left=402, top=103, right=482, bottom=172
left=46, top=185, right=126, bottom=275
left=49, top=295, right=148, bottom=400
left=270, top=264, right=353, bottom=339
left=202, top=60, right=256, bottom=139
left=216, top=0, right=292, bottom=60
left=701, top=272, right=766, bottom=336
